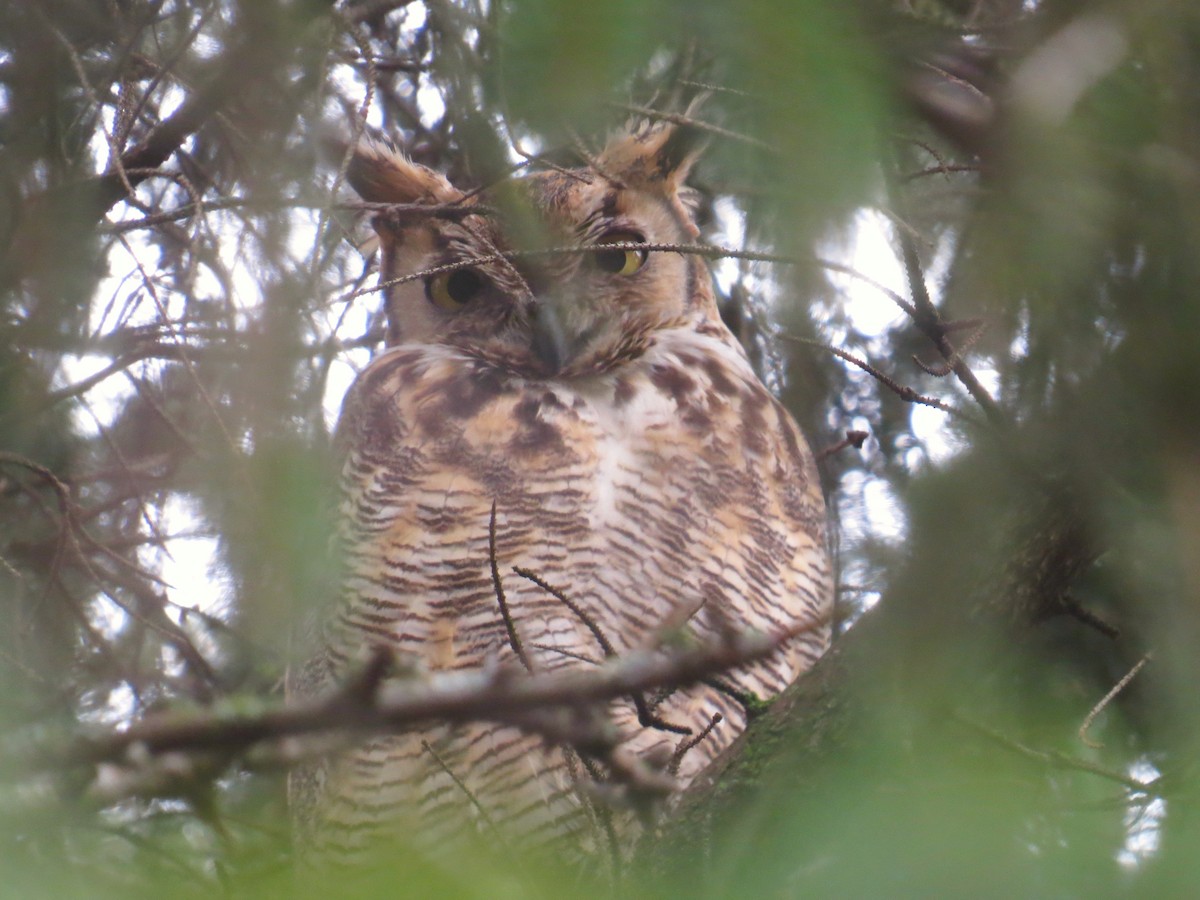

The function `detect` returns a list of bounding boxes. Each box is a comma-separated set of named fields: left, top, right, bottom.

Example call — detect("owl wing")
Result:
left=567, top=323, right=831, bottom=779
left=296, top=344, right=609, bottom=860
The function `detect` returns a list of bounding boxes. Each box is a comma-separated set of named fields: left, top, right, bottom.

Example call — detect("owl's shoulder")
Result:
left=631, top=322, right=825, bottom=524
left=636, top=323, right=813, bottom=462
left=335, top=343, right=516, bottom=456
left=337, top=323, right=817, bottom=482
left=334, top=324, right=822, bottom=533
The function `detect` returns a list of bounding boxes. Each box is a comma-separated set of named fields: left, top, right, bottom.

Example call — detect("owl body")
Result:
left=292, top=123, right=832, bottom=862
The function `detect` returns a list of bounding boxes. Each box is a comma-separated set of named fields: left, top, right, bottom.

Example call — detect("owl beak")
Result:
left=531, top=301, right=571, bottom=375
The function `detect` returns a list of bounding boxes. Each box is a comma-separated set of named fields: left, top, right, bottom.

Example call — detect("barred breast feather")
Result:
left=291, top=320, right=830, bottom=862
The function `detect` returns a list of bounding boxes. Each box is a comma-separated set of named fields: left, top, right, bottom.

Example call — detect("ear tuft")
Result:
left=342, top=139, right=464, bottom=205
left=596, top=119, right=706, bottom=194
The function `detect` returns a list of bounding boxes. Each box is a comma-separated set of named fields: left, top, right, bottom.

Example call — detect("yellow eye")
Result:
left=593, top=232, right=647, bottom=276
left=425, top=268, right=484, bottom=311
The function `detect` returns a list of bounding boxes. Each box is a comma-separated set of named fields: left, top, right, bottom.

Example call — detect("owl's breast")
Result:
left=333, top=336, right=828, bottom=686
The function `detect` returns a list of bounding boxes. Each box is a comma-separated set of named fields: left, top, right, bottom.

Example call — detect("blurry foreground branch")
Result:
left=20, top=624, right=810, bottom=807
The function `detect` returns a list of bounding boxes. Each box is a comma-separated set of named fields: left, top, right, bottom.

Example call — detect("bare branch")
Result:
left=779, top=334, right=977, bottom=421
left=892, top=214, right=1007, bottom=427
left=608, top=103, right=777, bottom=153
left=1078, top=653, right=1151, bottom=749
left=816, top=430, right=870, bottom=463
left=955, top=713, right=1156, bottom=794
left=514, top=566, right=616, bottom=657
left=420, top=739, right=504, bottom=838
left=514, top=565, right=692, bottom=736
left=46, top=624, right=808, bottom=773
left=669, top=713, right=723, bottom=777
left=489, top=502, right=533, bottom=673
left=816, top=257, right=918, bottom=318
left=335, top=240, right=801, bottom=302
left=912, top=318, right=989, bottom=377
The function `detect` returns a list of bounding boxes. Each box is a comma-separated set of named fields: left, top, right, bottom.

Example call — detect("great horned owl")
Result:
left=291, top=121, right=832, bottom=865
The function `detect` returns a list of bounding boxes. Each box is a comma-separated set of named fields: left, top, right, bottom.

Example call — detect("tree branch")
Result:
left=33, top=625, right=807, bottom=783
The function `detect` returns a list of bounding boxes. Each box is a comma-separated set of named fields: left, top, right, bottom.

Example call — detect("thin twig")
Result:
left=817, top=257, right=918, bottom=318
left=702, top=676, right=764, bottom=719
left=573, top=750, right=623, bottom=873
left=902, top=163, right=981, bottom=182
left=513, top=566, right=691, bottom=735
left=678, top=79, right=752, bottom=98
left=350, top=199, right=497, bottom=219
left=529, top=644, right=602, bottom=666
left=893, top=217, right=1006, bottom=428
left=816, top=430, right=870, bottom=463
left=1079, top=653, right=1152, bottom=749
left=609, top=103, right=777, bottom=153
left=514, top=566, right=615, bottom=657
left=955, top=713, right=1157, bottom=794
left=1056, top=595, right=1121, bottom=639
left=779, top=335, right=973, bottom=420
left=334, top=241, right=797, bottom=304
left=913, top=318, right=988, bottom=377
left=668, top=713, right=723, bottom=776
left=489, top=501, right=532, bottom=673
left=420, top=739, right=503, bottom=838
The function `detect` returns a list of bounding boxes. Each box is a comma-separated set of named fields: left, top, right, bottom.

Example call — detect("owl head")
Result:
left=344, top=122, right=714, bottom=378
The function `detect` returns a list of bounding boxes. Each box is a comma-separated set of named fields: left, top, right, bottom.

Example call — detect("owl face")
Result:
left=345, top=122, right=710, bottom=378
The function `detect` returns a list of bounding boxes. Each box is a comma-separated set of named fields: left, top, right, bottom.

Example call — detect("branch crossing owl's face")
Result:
left=345, top=122, right=712, bottom=379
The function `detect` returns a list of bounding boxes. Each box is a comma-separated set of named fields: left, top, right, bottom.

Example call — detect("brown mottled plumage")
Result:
left=290, top=121, right=832, bottom=865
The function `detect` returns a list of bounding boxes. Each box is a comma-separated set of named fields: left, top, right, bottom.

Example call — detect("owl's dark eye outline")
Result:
left=592, top=231, right=648, bottom=276
left=425, top=268, right=484, bottom=311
